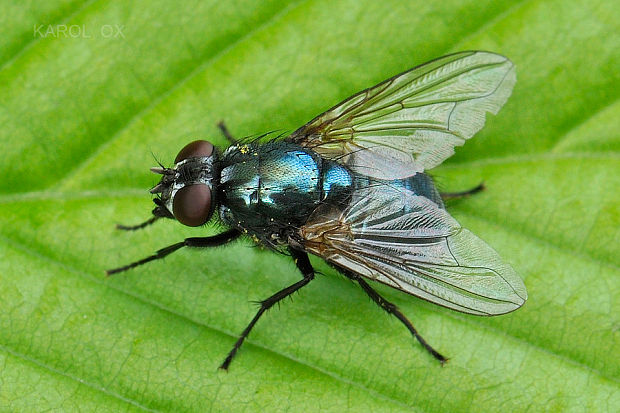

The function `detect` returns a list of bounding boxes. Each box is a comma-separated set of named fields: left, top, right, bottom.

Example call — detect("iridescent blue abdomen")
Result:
left=351, top=172, right=444, bottom=210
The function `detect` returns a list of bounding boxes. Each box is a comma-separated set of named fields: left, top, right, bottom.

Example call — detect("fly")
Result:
left=108, top=51, right=528, bottom=370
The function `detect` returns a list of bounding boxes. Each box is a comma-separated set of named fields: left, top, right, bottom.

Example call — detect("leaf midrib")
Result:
left=1, top=153, right=618, bottom=272
left=0, top=152, right=617, bottom=202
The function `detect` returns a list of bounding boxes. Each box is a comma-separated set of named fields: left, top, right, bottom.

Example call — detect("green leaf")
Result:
left=1, top=0, right=618, bottom=411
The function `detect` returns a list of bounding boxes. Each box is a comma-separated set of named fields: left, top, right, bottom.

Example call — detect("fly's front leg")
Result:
left=335, top=265, right=448, bottom=364
left=219, top=247, right=315, bottom=370
left=106, top=229, right=241, bottom=275
left=217, top=121, right=238, bottom=145
left=115, top=216, right=160, bottom=231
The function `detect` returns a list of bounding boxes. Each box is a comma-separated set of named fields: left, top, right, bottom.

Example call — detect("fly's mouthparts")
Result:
left=150, top=166, right=166, bottom=174
left=149, top=183, right=164, bottom=194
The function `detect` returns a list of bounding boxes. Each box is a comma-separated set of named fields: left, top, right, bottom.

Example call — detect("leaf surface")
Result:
left=0, top=0, right=618, bottom=411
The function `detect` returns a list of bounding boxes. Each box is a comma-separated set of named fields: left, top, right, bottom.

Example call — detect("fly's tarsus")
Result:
left=115, top=216, right=160, bottom=231
left=440, top=182, right=485, bottom=200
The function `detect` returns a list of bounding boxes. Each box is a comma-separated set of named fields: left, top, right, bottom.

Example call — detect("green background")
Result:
left=0, top=0, right=618, bottom=411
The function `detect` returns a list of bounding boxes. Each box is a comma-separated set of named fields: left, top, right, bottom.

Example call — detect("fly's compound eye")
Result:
left=172, top=184, right=212, bottom=226
left=175, top=140, right=214, bottom=163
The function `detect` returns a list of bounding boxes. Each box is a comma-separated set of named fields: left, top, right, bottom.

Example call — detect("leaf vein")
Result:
left=0, top=0, right=100, bottom=73
left=0, top=343, right=159, bottom=412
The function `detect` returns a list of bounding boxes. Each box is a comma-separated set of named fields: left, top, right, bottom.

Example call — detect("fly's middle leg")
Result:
left=219, top=247, right=315, bottom=370
left=336, top=266, right=448, bottom=365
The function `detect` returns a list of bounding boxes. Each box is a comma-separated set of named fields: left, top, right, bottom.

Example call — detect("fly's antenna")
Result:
left=150, top=151, right=167, bottom=169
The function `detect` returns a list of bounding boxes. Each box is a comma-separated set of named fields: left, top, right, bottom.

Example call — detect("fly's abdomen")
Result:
left=353, top=172, right=444, bottom=209
left=321, top=160, right=353, bottom=206
left=399, top=173, right=444, bottom=208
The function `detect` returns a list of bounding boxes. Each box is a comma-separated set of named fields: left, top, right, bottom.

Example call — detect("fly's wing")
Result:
left=300, top=185, right=527, bottom=315
left=288, top=51, right=516, bottom=179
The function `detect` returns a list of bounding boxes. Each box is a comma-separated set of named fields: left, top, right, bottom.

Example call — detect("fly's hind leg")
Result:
left=217, top=121, right=238, bottom=145
left=440, top=182, right=485, bottom=200
left=219, top=247, right=315, bottom=370
left=336, top=266, right=447, bottom=364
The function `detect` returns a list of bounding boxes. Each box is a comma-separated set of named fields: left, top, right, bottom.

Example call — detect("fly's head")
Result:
left=150, top=140, right=218, bottom=227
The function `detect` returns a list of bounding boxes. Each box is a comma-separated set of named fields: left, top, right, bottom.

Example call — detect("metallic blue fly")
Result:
left=109, top=51, right=528, bottom=370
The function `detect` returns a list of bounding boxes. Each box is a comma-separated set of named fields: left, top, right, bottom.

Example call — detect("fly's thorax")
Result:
left=217, top=142, right=353, bottom=235
left=150, top=140, right=218, bottom=227
left=218, top=143, right=261, bottom=219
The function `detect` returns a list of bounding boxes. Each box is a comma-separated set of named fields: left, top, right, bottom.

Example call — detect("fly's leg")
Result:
left=115, top=216, right=160, bottom=231
left=337, top=266, right=447, bottom=365
left=217, top=121, right=238, bottom=145
left=220, top=247, right=315, bottom=370
left=106, top=229, right=241, bottom=275
left=440, top=182, right=485, bottom=200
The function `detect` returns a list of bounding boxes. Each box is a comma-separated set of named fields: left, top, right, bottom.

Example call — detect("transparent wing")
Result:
left=288, top=51, right=516, bottom=179
left=300, top=185, right=527, bottom=315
